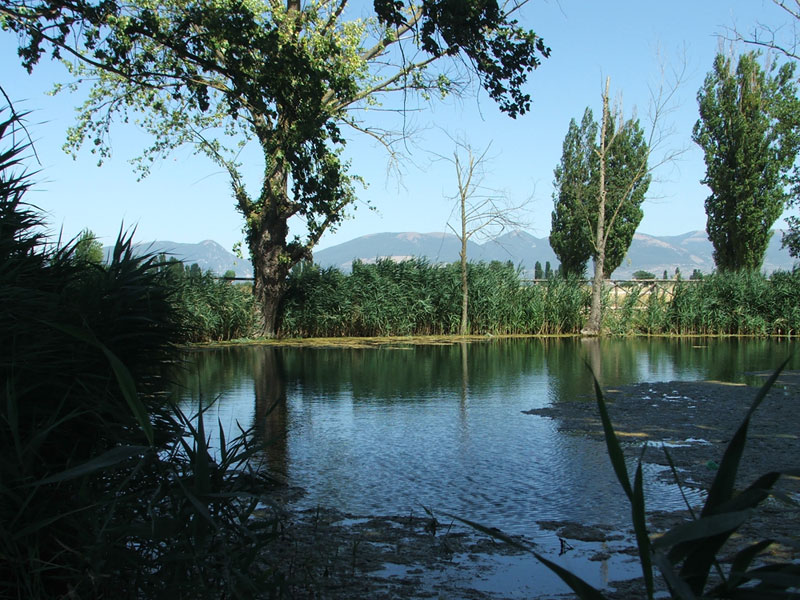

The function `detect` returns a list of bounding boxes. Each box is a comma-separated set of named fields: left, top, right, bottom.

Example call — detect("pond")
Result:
left=173, top=337, right=798, bottom=595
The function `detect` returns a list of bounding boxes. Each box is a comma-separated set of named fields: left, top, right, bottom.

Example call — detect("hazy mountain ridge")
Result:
left=105, top=230, right=797, bottom=279
left=312, top=230, right=797, bottom=277
left=102, top=240, right=253, bottom=278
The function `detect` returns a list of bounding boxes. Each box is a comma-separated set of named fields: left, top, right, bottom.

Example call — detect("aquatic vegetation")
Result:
left=279, top=258, right=590, bottom=336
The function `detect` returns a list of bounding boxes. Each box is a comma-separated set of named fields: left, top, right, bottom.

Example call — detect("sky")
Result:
left=1, top=0, right=798, bottom=256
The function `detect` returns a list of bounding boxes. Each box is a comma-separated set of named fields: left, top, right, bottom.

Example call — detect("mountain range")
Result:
left=103, top=240, right=254, bottom=278
left=106, top=230, right=797, bottom=279
left=312, top=230, right=797, bottom=278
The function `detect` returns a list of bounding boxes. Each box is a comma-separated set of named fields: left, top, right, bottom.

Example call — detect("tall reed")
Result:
left=1, top=107, right=280, bottom=598
left=162, top=258, right=258, bottom=342
left=279, top=259, right=591, bottom=336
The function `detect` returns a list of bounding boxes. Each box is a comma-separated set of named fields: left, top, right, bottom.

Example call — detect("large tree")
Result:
left=693, top=51, right=800, bottom=271
left=732, top=1, right=800, bottom=257
left=550, top=103, right=650, bottom=282
left=1, top=0, right=550, bottom=336
left=550, top=108, right=597, bottom=277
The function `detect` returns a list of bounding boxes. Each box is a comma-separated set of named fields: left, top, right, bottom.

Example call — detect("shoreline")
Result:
left=183, top=332, right=800, bottom=350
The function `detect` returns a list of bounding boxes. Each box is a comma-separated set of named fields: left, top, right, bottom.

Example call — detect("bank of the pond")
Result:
left=183, top=331, right=799, bottom=352
left=258, top=374, right=799, bottom=599
left=183, top=333, right=574, bottom=349
left=171, top=262, right=800, bottom=342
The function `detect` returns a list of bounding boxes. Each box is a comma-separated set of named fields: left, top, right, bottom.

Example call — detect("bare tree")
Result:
left=442, top=139, right=530, bottom=335
left=583, top=68, right=685, bottom=335
left=731, top=1, right=800, bottom=60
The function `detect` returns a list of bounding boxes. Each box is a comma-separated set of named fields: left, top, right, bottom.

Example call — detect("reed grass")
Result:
left=279, top=259, right=591, bottom=337
left=1, top=107, right=281, bottom=598
left=162, top=258, right=258, bottom=342
left=279, top=260, right=799, bottom=338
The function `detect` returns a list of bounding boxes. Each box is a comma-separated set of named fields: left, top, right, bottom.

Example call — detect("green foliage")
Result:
left=0, top=108, right=280, bottom=598
left=551, top=107, right=651, bottom=278
left=2, top=0, right=550, bottom=335
left=551, top=108, right=597, bottom=276
left=73, top=227, right=104, bottom=264
left=161, top=260, right=258, bottom=343
left=279, top=259, right=590, bottom=336
left=782, top=215, right=800, bottom=257
left=534, top=260, right=543, bottom=279
left=666, top=271, right=800, bottom=335
left=694, top=52, right=800, bottom=271
left=633, top=270, right=656, bottom=280
left=279, top=263, right=800, bottom=338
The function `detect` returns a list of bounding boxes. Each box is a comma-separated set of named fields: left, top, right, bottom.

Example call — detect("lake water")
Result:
left=173, top=337, right=797, bottom=594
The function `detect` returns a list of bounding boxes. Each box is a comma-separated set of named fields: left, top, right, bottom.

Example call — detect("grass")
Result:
left=160, top=257, right=258, bottom=343
left=279, top=259, right=590, bottom=337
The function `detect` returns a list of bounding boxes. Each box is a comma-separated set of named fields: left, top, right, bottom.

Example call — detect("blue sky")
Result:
left=1, top=0, right=796, bottom=255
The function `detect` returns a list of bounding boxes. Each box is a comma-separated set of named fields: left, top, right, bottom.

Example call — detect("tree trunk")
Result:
left=585, top=232, right=605, bottom=335
left=249, top=190, right=295, bottom=337
left=583, top=78, right=611, bottom=336
left=460, top=192, right=469, bottom=336
left=251, top=239, right=291, bottom=338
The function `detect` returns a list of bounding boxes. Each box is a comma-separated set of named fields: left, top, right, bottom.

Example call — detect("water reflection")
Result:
left=253, top=348, right=288, bottom=475
left=174, top=337, right=797, bottom=536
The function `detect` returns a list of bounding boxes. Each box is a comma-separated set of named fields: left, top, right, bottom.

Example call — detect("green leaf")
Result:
left=631, top=456, right=654, bottom=598
left=702, top=358, right=788, bottom=517
left=656, top=510, right=754, bottom=553
left=652, top=551, right=697, bottom=600
left=37, top=445, right=149, bottom=485
left=532, top=551, right=609, bottom=600
left=727, top=540, right=774, bottom=589
left=443, top=513, right=532, bottom=552
left=43, top=321, right=154, bottom=445
left=591, top=373, right=633, bottom=501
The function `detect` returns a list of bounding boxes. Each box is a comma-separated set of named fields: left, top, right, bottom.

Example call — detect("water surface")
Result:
left=175, top=337, right=797, bottom=537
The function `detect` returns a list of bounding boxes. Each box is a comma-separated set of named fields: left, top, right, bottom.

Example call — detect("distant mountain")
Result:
left=313, top=230, right=798, bottom=277
left=102, top=240, right=253, bottom=278
left=104, top=229, right=797, bottom=280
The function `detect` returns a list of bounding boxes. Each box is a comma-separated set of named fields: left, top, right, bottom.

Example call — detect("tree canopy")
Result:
left=550, top=106, right=650, bottom=279
left=1, top=0, right=550, bottom=335
left=693, top=51, right=800, bottom=271
left=73, top=228, right=104, bottom=265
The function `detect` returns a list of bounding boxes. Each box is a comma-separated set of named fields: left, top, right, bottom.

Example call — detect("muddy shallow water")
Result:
left=262, top=373, right=799, bottom=599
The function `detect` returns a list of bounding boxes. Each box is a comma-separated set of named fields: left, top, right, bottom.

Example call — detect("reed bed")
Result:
left=161, top=259, right=258, bottom=342
left=279, top=259, right=591, bottom=337
left=614, top=271, right=800, bottom=336
left=279, top=260, right=799, bottom=338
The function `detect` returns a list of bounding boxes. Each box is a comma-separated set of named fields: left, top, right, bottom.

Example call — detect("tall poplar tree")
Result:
left=550, top=103, right=650, bottom=281
left=693, top=51, right=800, bottom=271
left=550, top=108, right=597, bottom=277
left=1, top=0, right=550, bottom=336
